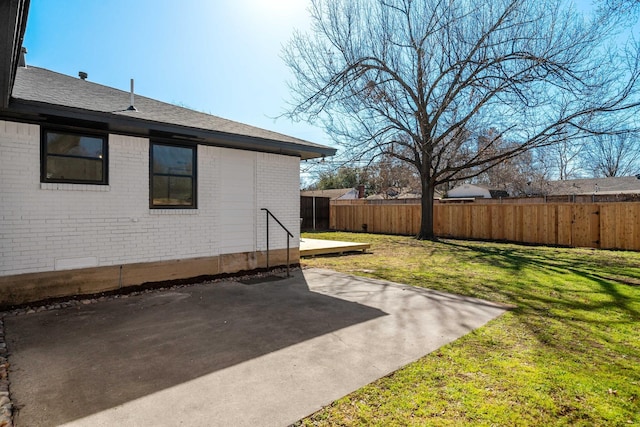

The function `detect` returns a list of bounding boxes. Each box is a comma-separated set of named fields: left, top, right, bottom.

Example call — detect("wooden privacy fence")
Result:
left=330, top=202, right=640, bottom=251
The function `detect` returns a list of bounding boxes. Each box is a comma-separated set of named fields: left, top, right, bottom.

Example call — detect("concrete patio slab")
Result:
left=5, top=268, right=507, bottom=427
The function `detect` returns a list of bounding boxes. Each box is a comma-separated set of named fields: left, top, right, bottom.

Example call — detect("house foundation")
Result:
left=0, top=248, right=298, bottom=307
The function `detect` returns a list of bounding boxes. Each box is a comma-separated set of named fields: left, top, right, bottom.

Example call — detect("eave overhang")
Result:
left=0, top=0, right=29, bottom=109
left=2, top=98, right=337, bottom=160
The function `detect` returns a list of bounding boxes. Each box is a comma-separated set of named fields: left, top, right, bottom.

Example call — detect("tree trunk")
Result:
left=417, top=179, right=435, bottom=240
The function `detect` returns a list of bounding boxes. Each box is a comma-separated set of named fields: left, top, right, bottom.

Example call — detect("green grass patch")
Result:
left=298, top=232, right=640, bottom=426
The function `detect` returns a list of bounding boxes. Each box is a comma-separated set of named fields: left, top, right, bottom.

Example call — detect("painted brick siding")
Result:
left=0, top=120, right=299, bottom=276
left=256, top=152, right=301, bottom=251
left=219, top=148, right=257, bottom=254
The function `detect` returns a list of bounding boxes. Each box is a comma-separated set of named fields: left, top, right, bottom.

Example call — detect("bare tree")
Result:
left=284, top=0, right=640, bottom=238
left=582, top=133, right=640, bottom=177
left=598, top=0, right=640, bottom=15
left=367, top=154, right=421, bottom=197
left=537, top=139, right=584, bottom=180
left=475, top=139, right=549, bottom=197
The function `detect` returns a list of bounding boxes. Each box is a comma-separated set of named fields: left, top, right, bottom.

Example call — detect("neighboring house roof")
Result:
left=365, top=194, right=385, bottom=200
left=536, top=176, right=640, bottom=196
left=301, top=188, right=357, bottom=200
left=0, top=0, right=29, bottom=108
left=365, top=186, right=412, bottom=199
left=384, top=187, right=420, bottom=199
left=397, top=192, right=422, bottom=199
left=3, top=65, right=335, bottom=160
left=447, top=183, right=507, bottom=198
left=365, top=187, right=443, bottom=200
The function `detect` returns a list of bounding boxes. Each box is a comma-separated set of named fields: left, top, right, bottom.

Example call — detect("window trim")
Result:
left=41, top=128, right=109, bottom=185
left=149, top=141, right=197, bottom=209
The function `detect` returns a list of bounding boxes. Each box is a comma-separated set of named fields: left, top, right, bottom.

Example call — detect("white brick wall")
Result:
left=0, top=120, right=300, bottom=276
left=256, top=152, right=301, bottom=252
left=219, top=148, right=257, bottom=254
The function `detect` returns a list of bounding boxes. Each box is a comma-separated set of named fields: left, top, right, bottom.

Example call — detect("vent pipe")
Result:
left=19, top=47, right=27, bottom=67
left=127, top=79, right=137, bottom=111
left=78, top=71, right=88, bottom=80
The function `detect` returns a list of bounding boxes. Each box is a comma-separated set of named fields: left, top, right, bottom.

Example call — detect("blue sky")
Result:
left=22, top=0, right=331, bottom=149
left=21, top=0, right=638, bottom=178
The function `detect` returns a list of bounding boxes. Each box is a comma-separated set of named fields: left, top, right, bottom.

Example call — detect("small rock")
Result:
left=80, top=300, right=91, bottom=305
left=26, top=309, right=35, bottom=315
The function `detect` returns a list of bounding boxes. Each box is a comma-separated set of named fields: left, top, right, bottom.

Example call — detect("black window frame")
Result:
left=41, top=128, right=109, bottom=185
left=149, top=141, right=197, bottom=209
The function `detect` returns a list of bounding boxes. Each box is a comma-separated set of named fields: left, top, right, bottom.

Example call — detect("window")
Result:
left=42, top=129, right=107, bottom=184
left=150, top=142, right=196, bottom=208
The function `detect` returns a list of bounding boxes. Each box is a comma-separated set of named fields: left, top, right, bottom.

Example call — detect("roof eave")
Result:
left=0, top=0, right=30, bottom=109
left=3, top=98, right=337, bottom=160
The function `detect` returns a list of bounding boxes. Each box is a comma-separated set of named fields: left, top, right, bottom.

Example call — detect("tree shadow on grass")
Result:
left=435, top=240, right=640, bottom=355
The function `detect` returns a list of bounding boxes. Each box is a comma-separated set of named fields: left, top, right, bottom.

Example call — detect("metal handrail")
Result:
left=261, top=208, right=294, bottom=277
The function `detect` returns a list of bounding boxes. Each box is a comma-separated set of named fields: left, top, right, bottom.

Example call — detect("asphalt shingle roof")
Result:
left=9, top=66, right=335, bottom=159
left=539, top=176, right=640, bottom=195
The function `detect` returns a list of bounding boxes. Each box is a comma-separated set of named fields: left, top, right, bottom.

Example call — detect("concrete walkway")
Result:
left=5, top=268, right=507, bottom=427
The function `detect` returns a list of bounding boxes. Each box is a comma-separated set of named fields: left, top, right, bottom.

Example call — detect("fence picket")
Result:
left=329, top=201, right=640, bottom=251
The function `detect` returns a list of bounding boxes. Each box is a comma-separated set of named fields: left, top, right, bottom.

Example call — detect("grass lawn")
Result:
left=298, top=232, right=640, bottom=426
